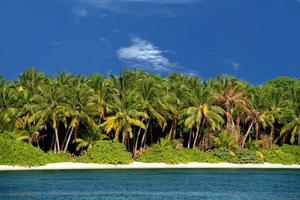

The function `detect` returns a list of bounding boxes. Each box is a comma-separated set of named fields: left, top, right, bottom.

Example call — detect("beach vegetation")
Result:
left=0, top=69, right=300, bottom=165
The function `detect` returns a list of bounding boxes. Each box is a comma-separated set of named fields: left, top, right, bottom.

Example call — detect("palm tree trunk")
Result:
left=270, top=129, right=274, bottom=147
left=37, top=140, right=40, bottom=149
left=50, top=133, right=55, bottom=152
left=193, top=124, right=200, bottom=149
left=172, top=121, right=177, bottom=139
left=255, top=122, right=259, bottom=140
left=242, top=121, right=254, bottom=147
left=141, top=120, right=150, bottom=149
left=133, top=127, right=142, bottom=157
left=127, top=137, right=131, bottom=151
left=187, top=129, right=192, bottom=149
left=168, top=121, right=175, bottom=140
left=54, top=141, right=57, bottom=153
left=54, top=127, right=60, bottom=152
left=231, top=116, right=236, bottom=132
left=226, top=111, right=231, bottom=130
left=150, top=124, right=153, bottom=144
left=63, top=126, right=75, bottom=153
left=62, top=126, right=71, bottom=150
left=236, top=116, right=241, bottom=135
left=273, top=136, right=280, bottom=145
left=133, top=119, right=145, bottom=157
left=282, top=135, right=288, bottom=145
left=122, top=129, right=127, bottom=145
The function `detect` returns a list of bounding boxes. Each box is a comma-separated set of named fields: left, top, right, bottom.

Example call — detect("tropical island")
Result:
left=0, top=68, right=300, bottom=169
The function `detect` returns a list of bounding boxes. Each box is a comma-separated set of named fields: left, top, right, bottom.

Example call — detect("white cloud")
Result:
left=113, top=29, right=120, bottom=33
left=72, top=7, right=89, bottom=18
left=117, top=37, right=174, bottom=71
left=75, top=0, right=200, bottom=14
left=48, top=41, right=63, bottom=46
left=224, top=59, right=240, bottom=71
left=81, top=0, right=200, bottom=5
left=117, top=37, right=198, bottom=75
left=99, top=14, right=108, bottom=18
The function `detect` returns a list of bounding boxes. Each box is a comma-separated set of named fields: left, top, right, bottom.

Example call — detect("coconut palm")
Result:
left=102, top=90, right=148, bottom=148
left=179, top=103, right=224, bottom=148
left=280, top=117, right=300, bottom=145
left=62, top=81, right=98, bottom=152
left=179, top=84, right=224, bottom=148
left=241, top=109, right=268, bottom=147
left=133, top=76, right=166, bottom=156
left=215, top=85, right=250, bottom=135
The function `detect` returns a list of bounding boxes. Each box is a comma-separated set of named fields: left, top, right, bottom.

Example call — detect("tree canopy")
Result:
left=0, top=68, right=299, bottom=156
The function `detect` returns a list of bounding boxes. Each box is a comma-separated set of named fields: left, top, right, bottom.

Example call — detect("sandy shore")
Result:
left=0, top=162, right=300, bottom=171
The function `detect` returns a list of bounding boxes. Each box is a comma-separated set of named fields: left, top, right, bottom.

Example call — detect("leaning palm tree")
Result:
left=133, top=77, right=167, bottom=156
left=62, top=81, right=98, bottom=153
left=102, top=91, right=148, bottom=148
left=179, top=83, right=224, bottom=148
left=163, top=73, right=193, bottom=140
left=179, top=103, right=224, bottom=148
left=241, top=109, right=268, bottom=147
left=280, top=116, right=300, bottom=145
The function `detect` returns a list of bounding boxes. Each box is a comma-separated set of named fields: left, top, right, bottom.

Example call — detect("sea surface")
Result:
left=0, top=169, right=299, bottom=200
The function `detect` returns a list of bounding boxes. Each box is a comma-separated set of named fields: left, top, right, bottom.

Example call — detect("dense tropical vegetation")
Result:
left=0, top=68, right=300, bottom=166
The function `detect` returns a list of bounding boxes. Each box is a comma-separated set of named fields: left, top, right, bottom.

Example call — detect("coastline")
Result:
left=0, top=162, right=300, bottom=171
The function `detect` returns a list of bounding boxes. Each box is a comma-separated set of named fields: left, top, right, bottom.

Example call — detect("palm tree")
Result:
left=241, top=109, right=268, bottom=147
left=2, top=67, right=300, bottom=156
left=179, top=103, right=224, bottom=148
left=0, top=79, right=16, bottom=132
left=88, top=74, right=111, bottom=125
left=62, top=81, right=98, bottom=153
left=280, top=117, right=300, bottom=145
left=215, top=85, right=250, bottom=135
left=179, top=83, right=224, bottom=149
left=163, top=73, right=193, bottom=140
left=27, top=79, right=67, bottom=153
left=102, top=90, right=148, bottom=148
left=133, top=76, right=166, bottom=156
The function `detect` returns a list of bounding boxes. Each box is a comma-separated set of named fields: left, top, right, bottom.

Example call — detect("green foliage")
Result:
left=1, top=68, right=300, bottom=162
left=245, top=138, right=262, bottom=151
left=212, top=147, right=262, bottom=164
left=0, top=134, right=73, bottom=166
left=262, top=145, right=300, bottom=164
left=47, top=152, right=75, bottom=163
left=138, top=142, right=218, bottom=164
left=78, top=140, right=132, bottom=164
left=211, top=130, right=237, bottom=149
left=73, top=129, right=101, bottom=152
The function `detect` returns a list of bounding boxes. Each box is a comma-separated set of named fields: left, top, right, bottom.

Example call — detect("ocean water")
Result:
left=0, top=169, right=299, bottom=200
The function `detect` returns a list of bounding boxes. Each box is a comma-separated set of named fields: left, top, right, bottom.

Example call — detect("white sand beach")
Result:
left=0, top=162, right=300, bottom=171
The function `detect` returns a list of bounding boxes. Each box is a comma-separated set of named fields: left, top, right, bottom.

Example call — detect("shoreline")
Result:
left=0, top=162, right=300, bottom=171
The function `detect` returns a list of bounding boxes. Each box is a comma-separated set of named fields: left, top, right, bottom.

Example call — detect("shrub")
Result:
left=137, top=142, right=218, bottom=164
left=211, top=130, right=237, bottom=149
left=77, top=140, right=132, bottom=164
left=0, top=134, right=73, bottom=166
left=212, top=147, right=262, bottom=163
left=262, top=145, right=300, bottom=164
left=47, top=152, right=74, bottom=163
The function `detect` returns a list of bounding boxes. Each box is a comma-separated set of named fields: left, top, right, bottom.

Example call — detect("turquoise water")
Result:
left=0, top=169, right=299, bottom=200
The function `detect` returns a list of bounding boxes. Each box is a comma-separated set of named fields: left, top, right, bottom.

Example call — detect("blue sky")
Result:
left=0, top=0, right=299, bottom=83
